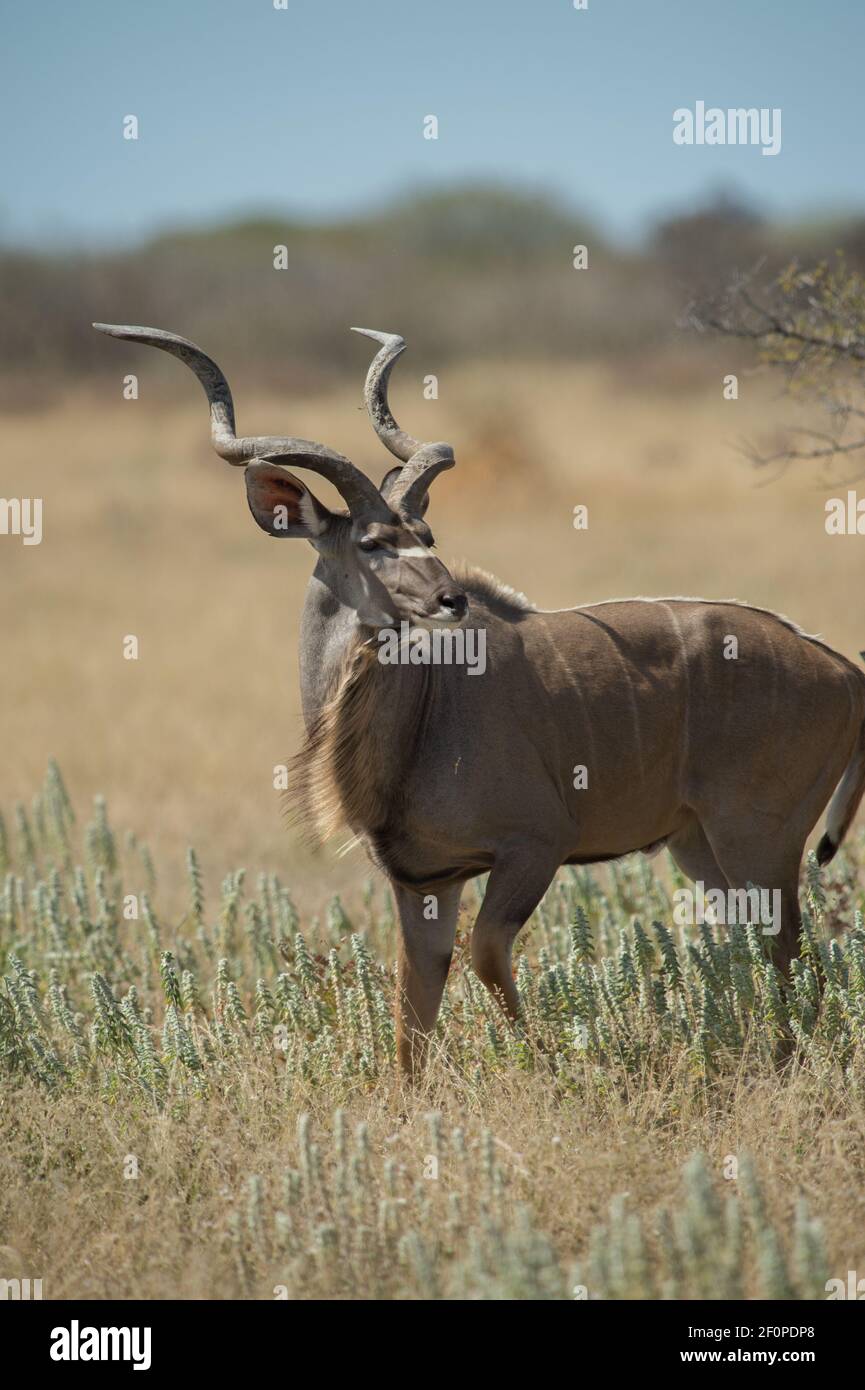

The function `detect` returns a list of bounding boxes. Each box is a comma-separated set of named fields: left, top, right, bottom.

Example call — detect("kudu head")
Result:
left=91, top=322, right=468, bottom=630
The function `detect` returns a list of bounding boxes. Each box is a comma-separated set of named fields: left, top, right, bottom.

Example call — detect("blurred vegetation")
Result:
left=4, top=183, right=865, bottom=405
left=694, top=252, right=865, bottom=471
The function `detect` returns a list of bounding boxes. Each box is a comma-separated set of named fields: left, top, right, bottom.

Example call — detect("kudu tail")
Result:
left=816, top=701, right=865, bottom=866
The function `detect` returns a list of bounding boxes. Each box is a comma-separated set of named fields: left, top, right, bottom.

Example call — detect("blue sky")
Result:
left=3, top=0, right=862, bottom=247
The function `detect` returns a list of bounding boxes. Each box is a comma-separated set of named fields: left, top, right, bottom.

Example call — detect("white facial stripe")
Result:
left=362, top=541, right=434, bottom=564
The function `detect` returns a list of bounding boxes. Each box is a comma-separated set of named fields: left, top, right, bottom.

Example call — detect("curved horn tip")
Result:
left=350, top=326, right=405, bottom=350
left=92, top=322, right=162, bottom=340
left=433, top=446, right=456, bottom=464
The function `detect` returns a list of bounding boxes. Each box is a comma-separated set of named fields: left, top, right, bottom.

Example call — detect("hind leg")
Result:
left=700, top=826, right=804, bottom=976
left=666, top=817, right=729, bottom=898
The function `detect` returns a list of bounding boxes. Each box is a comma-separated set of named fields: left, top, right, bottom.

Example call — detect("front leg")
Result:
left=393, top=881, right=463, bottom=1078
left=470, top=844, right=561, bottom=1021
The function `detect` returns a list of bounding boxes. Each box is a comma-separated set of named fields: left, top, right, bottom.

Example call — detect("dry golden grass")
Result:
left=3, top=1056, right=865, bottom=1299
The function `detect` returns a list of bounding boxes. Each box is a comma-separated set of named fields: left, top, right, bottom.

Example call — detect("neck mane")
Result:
left=290, top=634, right=430, bottom=848
left=289, top=564, right=535, bottom=849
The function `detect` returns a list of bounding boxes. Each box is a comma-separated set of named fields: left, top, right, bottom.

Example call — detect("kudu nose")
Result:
left=437, top=590, right=468, bottom=620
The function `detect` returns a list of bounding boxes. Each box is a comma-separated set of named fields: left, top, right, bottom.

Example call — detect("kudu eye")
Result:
left=358, top=536, right=379, bottom=553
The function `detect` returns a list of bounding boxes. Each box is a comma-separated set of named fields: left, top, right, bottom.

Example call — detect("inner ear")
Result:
left=245, top=462, right=332, bottom=539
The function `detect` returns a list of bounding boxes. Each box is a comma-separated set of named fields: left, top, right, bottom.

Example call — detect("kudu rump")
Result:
left=94, top=321, right=865, bottom=1075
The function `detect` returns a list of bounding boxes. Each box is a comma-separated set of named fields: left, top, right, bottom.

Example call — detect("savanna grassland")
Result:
left=2, top=358, right=865, bottom=1299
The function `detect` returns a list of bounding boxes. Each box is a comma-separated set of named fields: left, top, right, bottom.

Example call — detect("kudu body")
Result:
left=94, top=321, right=865, bottom=1075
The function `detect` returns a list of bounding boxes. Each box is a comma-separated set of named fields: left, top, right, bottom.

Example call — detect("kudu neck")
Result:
left=299, top=559, right=431, bottom=731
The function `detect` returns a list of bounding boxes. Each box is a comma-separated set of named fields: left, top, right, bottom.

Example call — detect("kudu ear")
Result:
left=245, top=462, right=333, bottom=540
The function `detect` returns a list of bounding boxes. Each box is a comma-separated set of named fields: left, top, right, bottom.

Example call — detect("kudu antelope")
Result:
left=94, top=320, right=865, bottom=1075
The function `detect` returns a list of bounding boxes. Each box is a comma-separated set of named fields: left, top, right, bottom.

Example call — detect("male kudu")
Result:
left=94, top=321, right=865, bottom=1075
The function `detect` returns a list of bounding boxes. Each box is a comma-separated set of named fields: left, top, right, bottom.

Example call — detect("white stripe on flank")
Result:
left=661, top=602, right=691, bottom=791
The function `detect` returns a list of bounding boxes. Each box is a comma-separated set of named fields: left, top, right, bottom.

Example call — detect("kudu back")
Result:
left=94, top=321, right=865, bottom=1075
